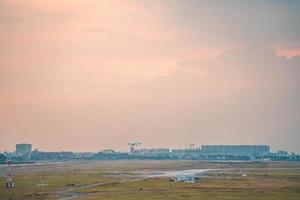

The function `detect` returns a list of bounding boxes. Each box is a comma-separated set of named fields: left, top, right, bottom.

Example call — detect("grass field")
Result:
left=0, top=160, right=299, bottom=199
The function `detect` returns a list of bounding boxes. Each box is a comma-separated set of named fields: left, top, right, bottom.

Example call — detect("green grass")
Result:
left=0, top=171, right=118, bottom=199
left=80, top=172, right=300, bottom=200
left=0, top=161, right=299, bottom=200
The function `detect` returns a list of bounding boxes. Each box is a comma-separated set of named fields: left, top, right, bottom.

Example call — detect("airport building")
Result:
left=201, top=145, right=270, bottom=156
left=16, top=143, right=32, bottom=155
left=135, top=148, right=170, bottom=155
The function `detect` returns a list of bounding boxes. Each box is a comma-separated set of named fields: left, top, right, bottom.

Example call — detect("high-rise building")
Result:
left=16, top=143, right=32, bottom=155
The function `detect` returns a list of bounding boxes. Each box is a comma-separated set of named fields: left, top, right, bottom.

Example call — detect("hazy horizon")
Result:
left=1, top=0, right=300, bottom=153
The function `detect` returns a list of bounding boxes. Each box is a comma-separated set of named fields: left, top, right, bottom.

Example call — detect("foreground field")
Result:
left=0, top=160, right=299, bottom=200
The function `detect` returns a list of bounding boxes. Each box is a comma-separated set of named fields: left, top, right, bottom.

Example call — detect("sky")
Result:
left=0, top=0, right=300, bottom=153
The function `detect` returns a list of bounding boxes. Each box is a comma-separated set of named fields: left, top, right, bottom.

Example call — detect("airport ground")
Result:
left=0, top=160, right=300, bottom=200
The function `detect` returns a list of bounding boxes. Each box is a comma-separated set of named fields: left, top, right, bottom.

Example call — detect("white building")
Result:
left=175, top=174, right=200, bottom=183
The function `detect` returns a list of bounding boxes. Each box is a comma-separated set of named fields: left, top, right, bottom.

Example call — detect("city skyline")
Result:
left=2, top=143, right=296, bottom=155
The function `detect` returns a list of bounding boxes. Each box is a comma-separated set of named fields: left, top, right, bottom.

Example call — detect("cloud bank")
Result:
left=1, top=46, right=299, bottom=152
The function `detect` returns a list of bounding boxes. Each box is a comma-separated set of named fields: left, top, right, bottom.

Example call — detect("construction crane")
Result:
left=128, top=141, right=141, bottom=153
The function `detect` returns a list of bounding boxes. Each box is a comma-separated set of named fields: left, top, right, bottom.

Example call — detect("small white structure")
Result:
left=128, top=141, right=141, bottom=153
left=175, top=174, right=200, bottom=183
left=6, top=175, right=14, bottom=188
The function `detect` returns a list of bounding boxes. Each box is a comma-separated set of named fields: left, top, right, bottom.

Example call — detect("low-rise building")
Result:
left=135, top=148, right=170, bottom=156
left=201, top=145, right=270, bottom=156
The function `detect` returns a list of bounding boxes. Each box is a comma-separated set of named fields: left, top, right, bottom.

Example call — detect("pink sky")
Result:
left=1, top=0, right=300, bottom=152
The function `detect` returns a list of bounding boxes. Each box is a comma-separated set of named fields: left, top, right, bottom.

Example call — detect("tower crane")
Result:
left=128, top=141, right=141, bottom=153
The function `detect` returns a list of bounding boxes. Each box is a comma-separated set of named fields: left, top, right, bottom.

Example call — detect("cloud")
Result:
left=125, top=46, right=300, bottom=152
left=1, top=45, right=299, bottom=152
left=81, top=28, right=110, bottom=33
left=156, top=0, right=300, bottom=48
left=0, top=0, right=22, bottom=24
left=0, top=0, right=299, bottom=152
